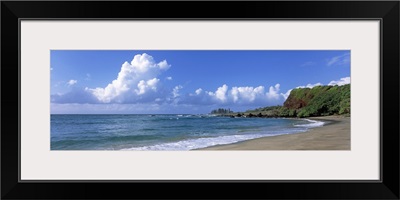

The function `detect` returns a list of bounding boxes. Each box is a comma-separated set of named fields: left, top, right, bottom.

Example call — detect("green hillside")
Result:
left=243, top=84, right=350, bottom=118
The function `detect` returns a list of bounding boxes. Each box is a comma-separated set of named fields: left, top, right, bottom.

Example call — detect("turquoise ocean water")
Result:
left=50, top=114, right=324, bottom=150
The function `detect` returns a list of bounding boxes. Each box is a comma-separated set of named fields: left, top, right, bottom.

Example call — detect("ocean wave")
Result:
left=120, top=134, right=270, bottom=151
left=294, top=119, right=324, bottom=128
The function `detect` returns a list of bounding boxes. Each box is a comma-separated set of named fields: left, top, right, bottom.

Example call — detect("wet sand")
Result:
left=198, top=116, right=350, bottom=150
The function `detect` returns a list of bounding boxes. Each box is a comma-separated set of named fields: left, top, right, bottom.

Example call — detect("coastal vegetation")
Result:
left=210, top=108, right=234, bottom=114
left=215, top=84, right=350, bottom=118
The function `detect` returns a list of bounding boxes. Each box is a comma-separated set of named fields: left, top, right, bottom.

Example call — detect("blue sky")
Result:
left=51, top=50, right=350, bottom=114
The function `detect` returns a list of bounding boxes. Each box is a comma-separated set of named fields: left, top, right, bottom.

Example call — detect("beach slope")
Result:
left=199, top=116, right=350, bottom=150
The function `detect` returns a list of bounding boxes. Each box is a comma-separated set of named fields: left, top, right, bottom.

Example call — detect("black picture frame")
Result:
left=2, top=1, right=399, bottom=199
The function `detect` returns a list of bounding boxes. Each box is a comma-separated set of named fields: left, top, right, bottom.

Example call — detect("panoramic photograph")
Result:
left=51, top=50, right=350, bottom=150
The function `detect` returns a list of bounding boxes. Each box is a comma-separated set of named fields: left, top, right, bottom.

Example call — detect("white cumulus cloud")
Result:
left=166, top=76, right=173, bottom=80
left=215, top=84, right=228, bottom=102
left=172, top=85, right=183, bottom=98
left=86, top=53, right=170, bottom=103
left=328, top=77, right=350, bottom=86
left=296, top=82, right=322, bottom=89
left=230, top=86, right=266, bottom=103
left=195, top=88, right=203, bottom=95
left=186, top=83, right=284, bottom=106
left=67, top=80, right=77, bottom=86
left=135, top=78, right=160, bottom=95
left=266, top=84, right=281, bottom=100
left=281, top=89, right=292, bottom=100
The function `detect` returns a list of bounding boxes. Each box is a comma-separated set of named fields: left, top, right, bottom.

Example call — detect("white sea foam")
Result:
left=118, top=118, right=322, bottom=151
left=294, top=119, right=325, bottom=128
left=121, top=133, right=279, bottom=151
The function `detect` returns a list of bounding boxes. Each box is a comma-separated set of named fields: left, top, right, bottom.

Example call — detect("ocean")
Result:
left=50, top=114, right=324, bottom=150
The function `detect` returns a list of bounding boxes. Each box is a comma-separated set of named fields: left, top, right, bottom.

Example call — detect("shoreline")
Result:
left=196, top=115, right=350, bottom=150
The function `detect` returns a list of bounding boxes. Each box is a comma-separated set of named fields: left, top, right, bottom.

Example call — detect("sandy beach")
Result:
left=198, top=116, right=350, bottom=150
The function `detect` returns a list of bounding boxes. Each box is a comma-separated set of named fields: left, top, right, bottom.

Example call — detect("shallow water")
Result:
left=51, top=114, right=324, bottom=150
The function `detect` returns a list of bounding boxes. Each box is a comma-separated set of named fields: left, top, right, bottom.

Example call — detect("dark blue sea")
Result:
left=50, top=114, right=324, bottom=150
